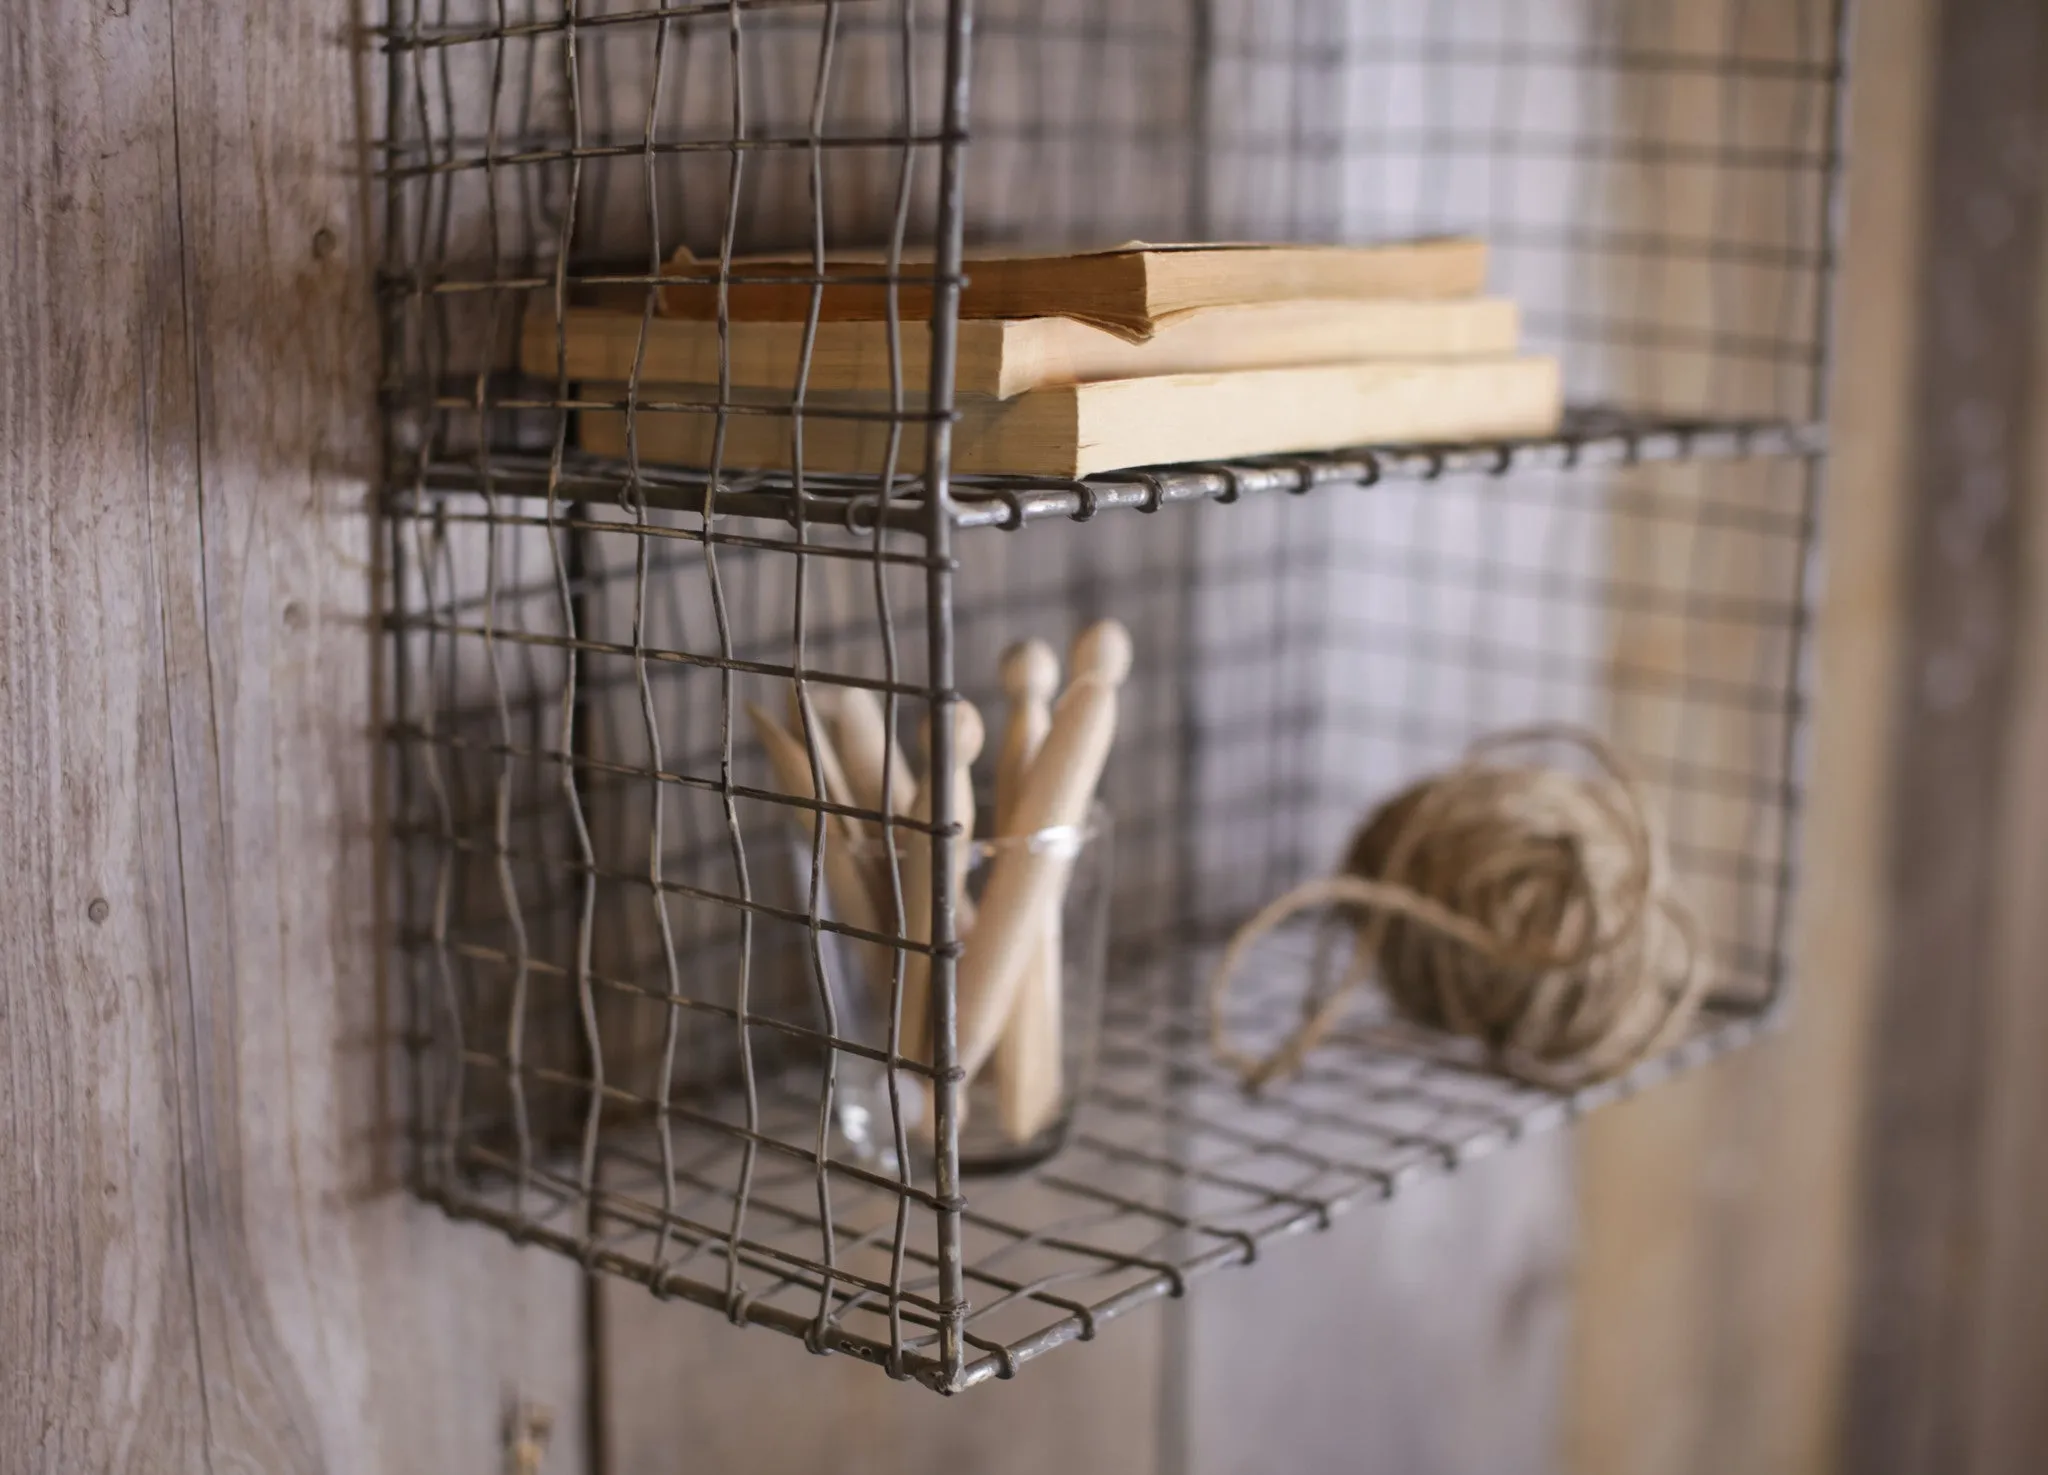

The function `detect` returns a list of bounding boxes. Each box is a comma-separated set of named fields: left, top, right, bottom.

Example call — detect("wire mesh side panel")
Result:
left=946, top=7, right=1834, bottom=1394
left=1214, top=455, right=1813, bottom=1011
left=950, top=0, right=1839, bottom=1386
left=382, top=0, right=985, bottom=1385
left=1255, top=0, right=1838, bottom=424
left=390, top=503, right=974, bottom=1379
left=909, top=445, right=1817, bottom=1391
left=966, top=0, right=1841, bottom=425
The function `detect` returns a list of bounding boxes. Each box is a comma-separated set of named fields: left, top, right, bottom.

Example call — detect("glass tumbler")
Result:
left=795, top=803, right=1112, bottom=1178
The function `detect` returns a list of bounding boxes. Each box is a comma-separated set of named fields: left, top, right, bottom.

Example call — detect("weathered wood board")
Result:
left=1, top=4, right=588, bottom=1471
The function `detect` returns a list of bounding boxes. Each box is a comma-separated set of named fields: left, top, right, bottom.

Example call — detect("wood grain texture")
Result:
left=1845, top=1, right=2048, bottom=1469
left=598, top=1264, right=1163, bottom=1475
left=2, top=6, right=217, bottom=1465
left=1, top=3, right=587, bottom=1470
left=1179, top=1145, right=1574, bottom=1475
left=1960, top=228, right=2048, bottom=1472
left=1569, top=2, right=1934, bottom=1472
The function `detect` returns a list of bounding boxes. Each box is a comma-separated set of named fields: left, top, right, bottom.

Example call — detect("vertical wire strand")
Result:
left=414, top=503, right=467, bottom=1189
left=1738, top=0, right=1833, bottom=985
left=1638, top=0, right=1676, bottom=414
left=514, top=0, right=547, bottom=263
left=628, top=0, right=687, bottom=1279
left=708, top=0, right=764, bottom=1321
left=1654, top=0, right=1754, bottom=986
left=385, top=0, right=452, bottom=1201
left=1478, top=2, right=1535, bottom=740
left=1763, top=0, right=1853, bottom=1013
left=535, top=0, right=599, bottom=1242
left=1737, top=0, right=1840, bottom=999
left=412, top=0, right=532, bottom=1209
left=873, top=0, right=922, bottom=1380
left=789, top=0, right=850, bottom=1345
left=475, top=0, right=545, bottom=1228
left=923, top=0, right=974, bottom=1385
left=558, top=1, right=609, bottom=1261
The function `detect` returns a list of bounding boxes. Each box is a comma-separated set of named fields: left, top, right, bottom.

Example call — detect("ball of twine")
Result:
left=1207, top=725, right=1708, bottom=1093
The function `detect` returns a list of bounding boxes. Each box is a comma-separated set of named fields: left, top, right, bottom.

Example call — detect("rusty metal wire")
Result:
left=380, top=0, right=1849, bottom=1393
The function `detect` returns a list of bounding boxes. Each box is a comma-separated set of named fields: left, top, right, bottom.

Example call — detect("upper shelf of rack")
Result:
left=400, top=408, right=1826, bottom=533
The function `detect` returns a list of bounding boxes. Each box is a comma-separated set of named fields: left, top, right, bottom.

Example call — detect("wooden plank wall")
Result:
left=0, top=5, right=589, bottom=1472
left=1566, top=1, right=2048, bottom=1471
left=12, top=2, right=2048, bottom=1473
left=1960, top=223, right=2048, bottom=1475
left=1568, top=1, right=1936, bottom=1472
left=1843, top=2, right=2048, bottom=1471
left=1178, top=1149, right=1573, bottom=1475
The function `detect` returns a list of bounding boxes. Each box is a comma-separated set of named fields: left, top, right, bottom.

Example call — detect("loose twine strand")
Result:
left=1208, top=725, right=1710, bottom=1093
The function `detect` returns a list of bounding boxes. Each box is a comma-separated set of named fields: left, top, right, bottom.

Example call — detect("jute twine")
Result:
left=1208, top=725, right=1708, bottom=1093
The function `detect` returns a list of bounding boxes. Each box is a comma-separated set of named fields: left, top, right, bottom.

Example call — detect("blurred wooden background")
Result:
left=5, top=0, right=2046, bottom=1471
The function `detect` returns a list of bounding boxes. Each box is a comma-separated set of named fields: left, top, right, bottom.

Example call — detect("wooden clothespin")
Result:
left=991, top=640, right=1065, bottom=1141
left=955, top=620, right=1129, bottom=1080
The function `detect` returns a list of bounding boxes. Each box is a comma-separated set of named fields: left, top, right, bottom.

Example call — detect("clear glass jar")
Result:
left=792, top=804, right=1112, bottom=1178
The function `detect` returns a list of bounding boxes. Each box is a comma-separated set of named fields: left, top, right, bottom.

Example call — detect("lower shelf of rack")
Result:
left=421, top=936, right=1771, bottom=1394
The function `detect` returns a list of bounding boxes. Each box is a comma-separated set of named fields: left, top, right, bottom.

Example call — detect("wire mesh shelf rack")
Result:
left=380, top=0, right=1849, bottom=1392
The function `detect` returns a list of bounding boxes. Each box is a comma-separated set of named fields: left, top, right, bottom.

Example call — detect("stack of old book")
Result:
left=528, top=239, right=1562, bottom=480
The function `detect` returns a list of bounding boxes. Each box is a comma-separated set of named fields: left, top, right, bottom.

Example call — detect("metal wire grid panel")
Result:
left=379, top=0, right=1847, bottom=1392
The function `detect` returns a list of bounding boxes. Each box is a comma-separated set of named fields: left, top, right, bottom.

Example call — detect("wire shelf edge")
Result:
left=396, top=410, right=1827, bottom=536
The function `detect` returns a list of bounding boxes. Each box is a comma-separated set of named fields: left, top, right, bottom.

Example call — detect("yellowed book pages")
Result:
left=654, top=238, right=1489, bottom=340
left=523, top=298, right=1521, bottom=401
left=578, top=357, right=1562, bottom=479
